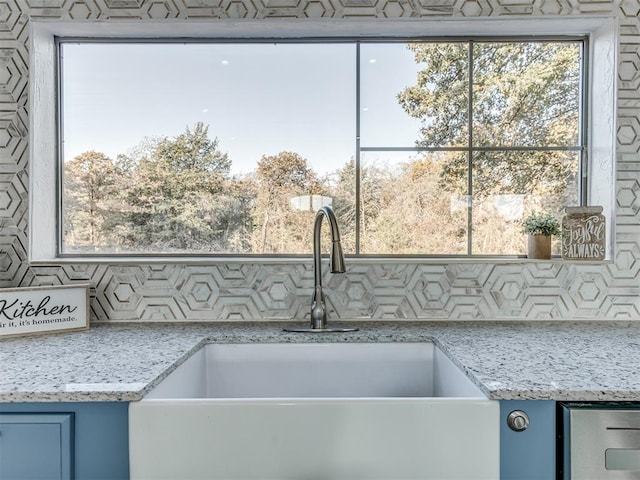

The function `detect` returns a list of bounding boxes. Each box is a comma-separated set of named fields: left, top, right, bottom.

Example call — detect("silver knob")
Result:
left=507, top=410, right=530, bottom=432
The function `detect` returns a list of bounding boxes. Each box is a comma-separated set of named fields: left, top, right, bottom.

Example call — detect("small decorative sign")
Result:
left=0, top=284, right=89, bottom=338
left=561, top=206, right=606, bottom=260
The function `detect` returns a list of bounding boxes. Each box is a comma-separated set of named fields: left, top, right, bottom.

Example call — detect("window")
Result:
left=58, top=37, right=585, bottom=257
left=30, top=18, right=616, bottom=262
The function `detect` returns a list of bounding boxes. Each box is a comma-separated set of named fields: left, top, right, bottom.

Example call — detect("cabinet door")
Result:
left=500, top=400, right=556, bottom=480
left=0, top=414, right=73, bottom=480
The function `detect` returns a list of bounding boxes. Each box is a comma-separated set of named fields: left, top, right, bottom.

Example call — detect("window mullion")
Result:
left=355, top=41, right=361, bottom=255
left=467, top=40, right=474, bottom=256
left=579, top=38, right=589, bottom=206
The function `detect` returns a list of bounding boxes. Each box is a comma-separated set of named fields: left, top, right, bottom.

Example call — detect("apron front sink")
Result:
left=130, top=342, right=499, bottom=480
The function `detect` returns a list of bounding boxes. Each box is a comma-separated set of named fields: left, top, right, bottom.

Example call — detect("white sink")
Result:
left=144, top=342, right=486, bottom=399
left=130, top=342, right=499, bottom=480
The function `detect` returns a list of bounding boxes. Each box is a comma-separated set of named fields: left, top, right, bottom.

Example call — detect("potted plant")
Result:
left=522, top=212, right=561, bottom=259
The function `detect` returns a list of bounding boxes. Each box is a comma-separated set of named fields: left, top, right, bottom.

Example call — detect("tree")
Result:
left=154, top=122, right=231, bottom=177
left=63, top=151, right=122, bottom=251
left=252, top=152, right=324, bottom=254
left=330, top=157, right=408, bottom=255
left=397, top=41, right=580, bottom=201
left=358, top=156, right=468, bottom=255
left=121, top=122, right=244, bottom=252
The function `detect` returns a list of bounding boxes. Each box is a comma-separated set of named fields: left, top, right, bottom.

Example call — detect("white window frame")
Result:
left=29, top=16, right=617, bottom=263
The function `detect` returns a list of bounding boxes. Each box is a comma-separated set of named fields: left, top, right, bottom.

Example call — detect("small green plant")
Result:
left=522, top=212, right=561, bottom=236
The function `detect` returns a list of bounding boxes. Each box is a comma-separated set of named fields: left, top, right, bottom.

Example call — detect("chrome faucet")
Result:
left=310, top=206, right=345, bottom=329
left=284, top=206, right=358, bottom=333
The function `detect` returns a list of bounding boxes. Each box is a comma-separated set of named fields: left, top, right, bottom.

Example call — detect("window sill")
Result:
left=27, top=255, right=613, bottom=266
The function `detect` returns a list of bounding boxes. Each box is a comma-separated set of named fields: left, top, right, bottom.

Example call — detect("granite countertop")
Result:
left=2, top=320, right=640, bottom=403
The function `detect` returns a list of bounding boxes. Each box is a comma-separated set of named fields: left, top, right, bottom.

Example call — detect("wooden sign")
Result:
left=561, top=206, right=606, bottom=260
left=0, top=285, right=89, bottom=338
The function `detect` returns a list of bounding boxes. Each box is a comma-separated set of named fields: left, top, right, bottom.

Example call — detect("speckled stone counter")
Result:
left=2, top=321, right=640, bottom=403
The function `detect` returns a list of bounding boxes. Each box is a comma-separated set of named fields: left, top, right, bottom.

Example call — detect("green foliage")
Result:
left=63, top=150, right=122, bottom=250
left=64, top=141, right=554, bottom=255
left=252, top=151, right=325, bottom=254
left=120, top=122, right=236, bottom=251
left=398, top=43, right=469, bottom=148
left=64, top=123, right=253, bottom=254
left=397, top=41, right=581, bottom=198
left=256, top=151, right=321, bottom=193
left=521, top=212, right=561, bottom=236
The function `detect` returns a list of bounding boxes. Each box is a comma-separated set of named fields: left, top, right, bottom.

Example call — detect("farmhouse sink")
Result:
left=129, top=342, right=499, bottom=480
left=143, top=342, right=486, bottom=399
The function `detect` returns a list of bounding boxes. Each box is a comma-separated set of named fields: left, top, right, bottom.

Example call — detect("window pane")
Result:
left=360, top=43, right=423, bottom=147
left=60, top=39, right=585, bottom=258
left=471, top=150, right=580, bottom=255
left=394, top=42, right=469, bottom=148
left=472, top=41, right=581, bottom=147
left=359, top=151, right=468, bottom=255
left=61, top=42, right=356, bottom=254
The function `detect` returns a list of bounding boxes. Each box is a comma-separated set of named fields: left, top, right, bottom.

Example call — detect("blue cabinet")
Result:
left=500, top=400, right=556, bottom=480
left=0, top=399, right=560, bottom=480
left=0, top=403, right=129, bottom=480
left=0, top=413, right=73, bottom=480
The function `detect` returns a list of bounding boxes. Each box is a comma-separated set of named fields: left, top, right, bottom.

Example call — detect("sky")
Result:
left=61, top=41, right=423, bottom=176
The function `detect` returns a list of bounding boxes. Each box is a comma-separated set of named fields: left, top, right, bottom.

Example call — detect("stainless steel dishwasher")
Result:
left=562, top=405, right=640, bottom=479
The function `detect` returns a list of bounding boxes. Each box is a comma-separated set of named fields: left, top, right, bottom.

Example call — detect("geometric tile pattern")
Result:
left=1, top=0, right=640, bottom=321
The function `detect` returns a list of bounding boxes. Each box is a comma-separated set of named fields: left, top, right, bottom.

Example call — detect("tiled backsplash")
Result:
left=1, top=0, right=639, bottom=321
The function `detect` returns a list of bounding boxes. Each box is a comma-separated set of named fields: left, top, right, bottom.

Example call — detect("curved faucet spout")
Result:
left=311, top=206, right=345, bottom=329
left=314, top=206, right=346, bottom=280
